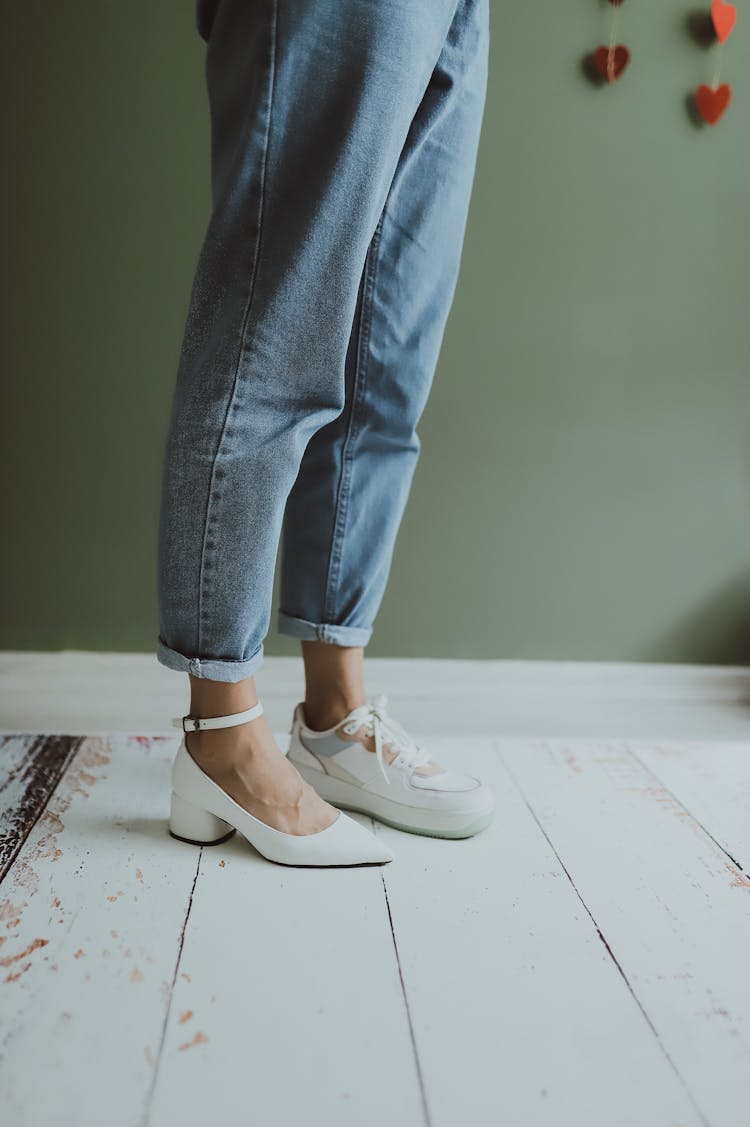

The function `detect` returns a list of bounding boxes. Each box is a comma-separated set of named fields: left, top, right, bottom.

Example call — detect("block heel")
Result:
left=169, top=791, right=236, bottom=846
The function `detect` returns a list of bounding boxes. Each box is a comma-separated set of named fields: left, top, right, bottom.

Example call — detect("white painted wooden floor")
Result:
left=1, top=653, right=749, bottom=1127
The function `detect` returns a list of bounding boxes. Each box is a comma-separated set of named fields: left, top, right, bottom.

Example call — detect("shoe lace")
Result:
left=343, top=693, right=430, bottom=786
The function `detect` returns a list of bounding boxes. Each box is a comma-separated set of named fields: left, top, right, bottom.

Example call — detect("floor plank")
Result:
left=0, top=734, right=83, bottom=881
left=2, top=677, right=749, bottom=1127
left=634, top=741, right=750, bottom=874
left=502, top=738, right=750, bottom=1127
left=148, top=825, right=425, bottom=1127
left=374, top=738, right=703, bottom=1127
left=0, top=734, right=200, bottom=1127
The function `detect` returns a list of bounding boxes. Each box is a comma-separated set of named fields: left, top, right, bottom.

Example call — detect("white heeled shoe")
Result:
left=168, top=703, right=394, bottom=867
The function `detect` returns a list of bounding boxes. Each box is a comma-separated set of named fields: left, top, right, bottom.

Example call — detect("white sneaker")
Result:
left=168, top=702, right=393, bottom=867
left=287, top=694, right=494, bottom=839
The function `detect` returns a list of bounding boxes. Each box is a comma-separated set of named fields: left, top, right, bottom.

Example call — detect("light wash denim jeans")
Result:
left=156, top=0, right=489, bottom=682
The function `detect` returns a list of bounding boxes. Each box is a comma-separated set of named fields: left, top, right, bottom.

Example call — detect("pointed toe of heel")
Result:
left=330, top=811, right=394, bottom=865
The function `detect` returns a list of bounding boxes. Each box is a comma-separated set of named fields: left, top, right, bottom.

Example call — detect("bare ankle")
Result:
left=302, top=698, right=363, bottom=732
left=187, top=671, right=260, bottom=722
left=300, top=640, right=366, bottom=731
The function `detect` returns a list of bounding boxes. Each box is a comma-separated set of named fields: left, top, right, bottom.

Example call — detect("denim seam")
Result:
left=318, top=18, right=457, bottom=630
left=196, top=0, right=278, bottom=659
left=322, top=211, right=386, bottom=627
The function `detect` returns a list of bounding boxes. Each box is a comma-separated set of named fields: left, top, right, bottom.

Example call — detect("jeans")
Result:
left=156, top=0, right=489, bottom=683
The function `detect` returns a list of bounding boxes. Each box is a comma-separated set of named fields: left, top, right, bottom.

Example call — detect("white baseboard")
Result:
left=1, top=651, right=748, bottom=741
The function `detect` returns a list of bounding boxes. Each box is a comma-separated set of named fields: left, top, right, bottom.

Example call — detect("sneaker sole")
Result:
left=293, top=760, right=494, bottom=840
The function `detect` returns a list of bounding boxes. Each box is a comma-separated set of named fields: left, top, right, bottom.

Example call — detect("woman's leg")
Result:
left=184, top=672, right=337, bottom=834
left=277, top=0, right=490, bottom=663
left=157, top=0, right=463, bottom=830
left=156, top=0, right=461, bottom=682
left=301, top=642, right=366, bottom=732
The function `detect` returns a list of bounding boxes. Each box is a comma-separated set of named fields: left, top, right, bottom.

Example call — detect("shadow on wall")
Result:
left=648, top=574, right=750, bottom=666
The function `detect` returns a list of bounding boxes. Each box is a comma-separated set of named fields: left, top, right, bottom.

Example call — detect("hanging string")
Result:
left=603, top=0, right=626, bottom=82
left=608, top=2, right=622, bottom=51
left=695, top=3, right=734, bottom=126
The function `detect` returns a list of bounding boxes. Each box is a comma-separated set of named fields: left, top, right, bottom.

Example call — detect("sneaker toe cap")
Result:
left=409, top=771, right=494, bottom=814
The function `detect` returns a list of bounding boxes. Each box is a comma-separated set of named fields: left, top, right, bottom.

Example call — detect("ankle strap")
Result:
left=171, top=702, right=264, bottom=733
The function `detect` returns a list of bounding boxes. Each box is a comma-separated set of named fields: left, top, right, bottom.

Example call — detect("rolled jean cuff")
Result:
left=156, top=637, right=265, bottom=682
left=277, top=611, right=373, bottom=647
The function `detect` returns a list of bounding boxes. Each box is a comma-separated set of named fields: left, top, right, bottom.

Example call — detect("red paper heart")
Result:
left=593, top=45, right=630, bottom=82
left=696, top=82, right=731, bottom=124
left=711, top=0, right=737, bottom=43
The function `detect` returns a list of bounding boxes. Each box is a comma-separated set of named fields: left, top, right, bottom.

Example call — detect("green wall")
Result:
left=3, top=2, right=749, bottom=664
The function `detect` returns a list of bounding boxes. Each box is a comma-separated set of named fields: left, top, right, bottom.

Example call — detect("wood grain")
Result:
left=376, top=738, right=702, bottom=1127
left=502, top=737, right=750, bottom=1127
left=635, top=741, right=750, bottom=873
left=2, top=724, right=749, bottom=1127
left=0, top=733, right=199, bottom=1126
left=0, top=734, right=84, bottom=882
left=148, top=826, right=425, bottom=1127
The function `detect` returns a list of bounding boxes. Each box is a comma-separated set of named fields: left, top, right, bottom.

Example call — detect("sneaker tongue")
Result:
left=412, top=761, right=446, bottom=777
left=348, top=701, right=447, bottom=777
left=339, top=720, right=399, bottom=764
